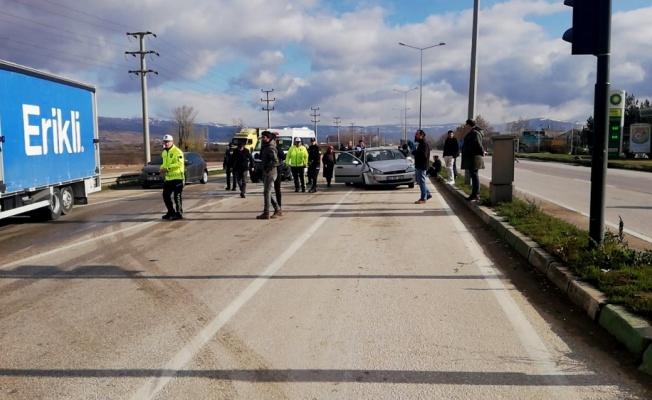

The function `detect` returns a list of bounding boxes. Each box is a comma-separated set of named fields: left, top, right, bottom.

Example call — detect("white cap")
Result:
left=163, top=134, right=174, bottom=142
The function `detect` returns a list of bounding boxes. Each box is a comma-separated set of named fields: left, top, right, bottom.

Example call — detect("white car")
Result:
left=334, top=147, right=416, bottom=188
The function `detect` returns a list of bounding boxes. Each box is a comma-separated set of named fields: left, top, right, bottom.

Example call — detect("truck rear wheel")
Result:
left=60, top=186, right=74, bottom=215
left=31, top=188, right=63, bottom=221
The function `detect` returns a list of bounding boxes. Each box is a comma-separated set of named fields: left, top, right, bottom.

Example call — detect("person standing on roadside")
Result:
left=322, top=146, right=335, bottom=187
left=355, top=140, right=365, bottom=158
left=286, top=138, right=308, bottom=192
left=274, top=134, right=285, bottom=208
left=443, top=130, right=460, bottom=184
left=412, top=129, right=431, bottom=204
left=346, top=140, right=354, bottom=151
left=256, top=131, right=282, bottom=219
left=307, top=137, right=321, bottom=193
left=223, top=145, right=235, bottom=190
left=400, top=143, right=410, bottom=157
left=231, top=142, right=255, bottom=198
left=461, top=119, right=486, bottom=202
left=160, top=134, right=185, bottom=220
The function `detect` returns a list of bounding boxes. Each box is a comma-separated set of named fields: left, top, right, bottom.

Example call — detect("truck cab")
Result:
left=230, top=128, right=261, bottom=151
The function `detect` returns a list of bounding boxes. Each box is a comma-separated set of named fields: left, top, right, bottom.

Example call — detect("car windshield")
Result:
left=253, top=136, right=292, bottom=152
left=149, top=156, right=163, bottom=165
left=365, top=149, right=405, bottom=163
left=231, top=138, right=248, bottom=147
left=276, top=136, right=293, bottom=152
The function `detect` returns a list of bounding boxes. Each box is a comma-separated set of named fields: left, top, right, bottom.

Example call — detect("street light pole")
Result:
left=334, top=116, right=341, bottom=147
left=571, top=120, right=578, bottom=154
left=399, top=42, right=446, bottom=131
left=393, top=87, right=418, bottom=143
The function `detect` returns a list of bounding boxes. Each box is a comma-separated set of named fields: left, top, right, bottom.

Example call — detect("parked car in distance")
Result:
left=139, top=152, right=209, bottom=188
left=334, top=147, right=415, bottom=188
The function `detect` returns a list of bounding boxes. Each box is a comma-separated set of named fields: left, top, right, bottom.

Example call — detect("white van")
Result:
left=251, top=127, right=317, bottom=183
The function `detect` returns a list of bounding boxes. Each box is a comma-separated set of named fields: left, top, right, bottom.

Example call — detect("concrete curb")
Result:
left=599, top=305, right=652, bottom=355
left=433, top=175, right=652, bottom=376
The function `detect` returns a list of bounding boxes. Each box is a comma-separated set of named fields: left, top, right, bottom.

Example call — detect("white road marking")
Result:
left=573, top=179, right=590, bottom=183
left=432, top=182, right=578, bottom=398
left=131, top=190, right=353, bottom=400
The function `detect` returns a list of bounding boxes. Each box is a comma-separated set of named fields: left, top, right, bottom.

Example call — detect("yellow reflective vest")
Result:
left=162, top=145, right=185, bottom=181
left=286, top=144, right=308, bottom=167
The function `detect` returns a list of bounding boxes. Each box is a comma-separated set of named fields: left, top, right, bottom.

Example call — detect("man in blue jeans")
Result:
left=411, top=129, right=432, bottom=204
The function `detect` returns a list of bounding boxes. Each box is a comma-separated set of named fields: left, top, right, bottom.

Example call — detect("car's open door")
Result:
left=334, top=151, right=364, bottom=184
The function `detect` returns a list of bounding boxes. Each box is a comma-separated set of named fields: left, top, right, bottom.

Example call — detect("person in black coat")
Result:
left=223, top=146, right=235, bottom=190
left=321, top=146, right=336, bottom=187
left=231, top=142, right=255, bottom=198
left=274, top=136, right=285, bottom=207
left=461, top=119, right=486, bottom=201
left=307, top=138, right=321, bottom=193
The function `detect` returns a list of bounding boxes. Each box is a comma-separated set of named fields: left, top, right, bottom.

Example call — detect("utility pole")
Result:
left=350, top=122, right=356, bottom=144
left=261, top=89, right=275, bottom=129
left=310, top=107, right=320, bottom=142
left=334, top=116, right=341, bottom=147
left=126, top=31, right=158, bottom=165
left=468, top=0, right=480, bottom=121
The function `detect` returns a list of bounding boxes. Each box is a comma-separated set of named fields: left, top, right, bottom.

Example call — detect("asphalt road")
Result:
left=1, top=177, right=651, bottom=399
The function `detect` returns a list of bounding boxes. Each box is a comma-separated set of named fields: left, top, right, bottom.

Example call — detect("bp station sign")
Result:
left=608, top=89, right=625, bottom=158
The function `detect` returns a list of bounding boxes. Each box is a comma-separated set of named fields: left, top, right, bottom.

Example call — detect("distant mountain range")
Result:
left=98, top=116, right=576, bottom=144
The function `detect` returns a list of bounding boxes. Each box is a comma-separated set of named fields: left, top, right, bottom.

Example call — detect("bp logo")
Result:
left=610, top=93, right=623, bottom=106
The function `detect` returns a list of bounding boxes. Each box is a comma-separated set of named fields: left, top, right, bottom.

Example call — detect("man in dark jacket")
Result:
left=231, top=142, right=255, bottom=198
left=307, top=138, right=321, bottom=193
left=257, top=131, right=282, bottom=219
left=461, top=119, right=486, bottom=202
left=274, top=135, right=285, bottom=207
left=223, top=146, right=235, bottom=190
left=443, top=130, right=460, bottom=184
left=411, top=129, right=431, bottom=204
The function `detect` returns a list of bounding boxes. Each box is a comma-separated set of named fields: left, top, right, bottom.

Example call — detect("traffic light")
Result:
left=562, top=0, right=599, bottom=55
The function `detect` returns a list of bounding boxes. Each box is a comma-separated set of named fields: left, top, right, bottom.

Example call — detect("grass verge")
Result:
left=441, top=170, right=652, bottom=319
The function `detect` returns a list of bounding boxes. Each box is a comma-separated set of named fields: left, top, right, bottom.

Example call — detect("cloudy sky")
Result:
left=1, top=0, right=651, bottom=129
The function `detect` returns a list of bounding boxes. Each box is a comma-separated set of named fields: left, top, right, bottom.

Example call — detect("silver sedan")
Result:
left=334, top=147, right=416, bottom=188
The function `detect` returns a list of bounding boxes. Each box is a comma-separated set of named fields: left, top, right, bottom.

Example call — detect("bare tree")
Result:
left=173, top=105, right=198, bottom=151
left=506, top=117, right=530, bottom=136
left=231, top=117, right=245, bottom=133
left=474, top=115, right=494, bottom=136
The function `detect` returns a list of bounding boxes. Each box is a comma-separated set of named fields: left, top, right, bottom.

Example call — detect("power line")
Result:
left=0, top=10, right=130, bottom=51
left=8, top=0, right=131, bottom=33
left=0, top=34, right=128, bottom=69
left=39, top=0, right=137, bottom=31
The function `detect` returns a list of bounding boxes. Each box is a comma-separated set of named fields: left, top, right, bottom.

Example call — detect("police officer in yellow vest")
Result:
left=286, top=138, right=309, bottom=192
left=160, top=134, right=185, bottom=220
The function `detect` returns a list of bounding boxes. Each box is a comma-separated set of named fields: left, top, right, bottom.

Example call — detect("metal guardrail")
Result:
left=101, top=166, right=222, bottom=187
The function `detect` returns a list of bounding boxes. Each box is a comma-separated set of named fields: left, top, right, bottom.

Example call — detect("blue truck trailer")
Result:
left=0, top=60, right=101, bottom=220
